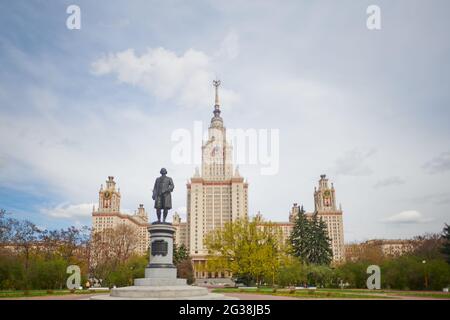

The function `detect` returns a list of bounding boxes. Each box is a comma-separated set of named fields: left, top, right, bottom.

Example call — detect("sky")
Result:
left=0, top=0, right=449, bottom=242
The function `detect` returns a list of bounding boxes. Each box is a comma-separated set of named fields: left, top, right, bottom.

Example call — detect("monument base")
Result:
left=91, top=223, right=236, bottom=300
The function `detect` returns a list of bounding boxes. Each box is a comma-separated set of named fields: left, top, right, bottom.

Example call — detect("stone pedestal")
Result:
left=91, top=223, right=235, bottom=300
left=142, top=224, right=178, bottom=283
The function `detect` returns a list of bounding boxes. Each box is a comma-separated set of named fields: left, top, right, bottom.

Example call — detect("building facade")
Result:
left=186, top=81, right=249, bottom=279
left=173, top=212, right=189, bottom=249
left=345, top=239, right=416, bottom=261
left=312, top=174, right=345, bottom=262
left=91, top=176, right=150, bottom=255
left=257, top=175, right=345, bottom=264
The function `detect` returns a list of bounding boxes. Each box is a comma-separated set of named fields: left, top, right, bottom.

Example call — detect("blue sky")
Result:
left=0, top=0, right=449, bottom=241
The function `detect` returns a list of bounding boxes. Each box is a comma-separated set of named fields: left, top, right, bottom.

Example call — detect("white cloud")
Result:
left=91, top=46, right=239, bottom=109
left=41, top=203, right=94, bottom=219
left=332, top=148, right=376, bottom=176
left=382, top=210, right=433, bottom=224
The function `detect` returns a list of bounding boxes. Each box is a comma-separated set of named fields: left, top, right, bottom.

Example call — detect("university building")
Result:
left=90, top=82, right=345, bottom=276
left=91, top=176, right=149, bottom=255
left=172, top=212, right=189, bottom=249
left=256, top=174, right=346, bottom=264
left=185, top=80, right=248, bottom=279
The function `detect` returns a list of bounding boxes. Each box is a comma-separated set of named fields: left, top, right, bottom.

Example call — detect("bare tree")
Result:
left=89, top=224, right=139, bottom=283
left=0, top=209, right=14, bottom=244
left=9, top=219, right=41, bottom=286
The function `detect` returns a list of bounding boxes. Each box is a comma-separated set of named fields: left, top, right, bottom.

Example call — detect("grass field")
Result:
left=212, top=287, right=450, bottom=299
left=1, top=287, right=448, bottom=300
left=213, top=287, right=390, bottom=299
left=0, top=289, right=110, bottom=298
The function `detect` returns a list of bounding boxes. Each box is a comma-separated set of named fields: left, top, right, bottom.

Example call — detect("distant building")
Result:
left=345, top=239, right=415, bottom=261
left=91, top=176, right=149, bottom=255
left=367, top=239, right=415, bottom=256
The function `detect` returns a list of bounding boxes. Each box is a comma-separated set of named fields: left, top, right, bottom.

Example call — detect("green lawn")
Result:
left=213, top=288, right=391, bottom=299
left=0, top=289, right=110, bottom=298
left=386, top=291, right=450, bottom=299
left=318, top=288, right=450, bottom=299
left=213, top=287, right=450, bottom=299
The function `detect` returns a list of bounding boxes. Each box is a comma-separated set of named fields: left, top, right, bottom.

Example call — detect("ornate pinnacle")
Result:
left=213, top=79, right=221, bottom=108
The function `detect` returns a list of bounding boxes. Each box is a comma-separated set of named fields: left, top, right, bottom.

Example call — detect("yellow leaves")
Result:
left=204, top=217, right=288, bottom=284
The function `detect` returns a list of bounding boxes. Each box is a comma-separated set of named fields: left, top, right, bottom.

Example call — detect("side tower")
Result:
left=98, top=176, right=121, bottom=213
left=313, top=175, right=345, bottom=263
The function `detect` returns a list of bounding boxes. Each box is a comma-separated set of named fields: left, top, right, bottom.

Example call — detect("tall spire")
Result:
left=210, top=79, right=223, bottom=128
left=213, top=79, right=221, bottom=117
left=213, top=79, right=221, bottom=108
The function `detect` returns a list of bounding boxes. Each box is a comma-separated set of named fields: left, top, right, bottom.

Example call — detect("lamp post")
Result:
left=422, top=260, right=428, bottom=289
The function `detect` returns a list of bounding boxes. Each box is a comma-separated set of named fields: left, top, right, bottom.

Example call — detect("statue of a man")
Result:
left=152, top=168, right=174, bottom=223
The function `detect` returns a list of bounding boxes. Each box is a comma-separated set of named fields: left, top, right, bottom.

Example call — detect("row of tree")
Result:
left=0, top=209, right=194, bottom=290
left=204, top=206, right=336, bottom=286
left=1, top=206, right=449, bottom=291
left=0, top=209, right=91, bottom=289
left=204, top=206, right=450, bottom=289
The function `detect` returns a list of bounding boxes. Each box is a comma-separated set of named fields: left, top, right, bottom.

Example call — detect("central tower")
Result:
left=186, top=80, right=248, bottom=280
left=202, top=80, right=234, bottom=181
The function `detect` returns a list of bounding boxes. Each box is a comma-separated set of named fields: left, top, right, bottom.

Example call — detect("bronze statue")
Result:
left=152, top=168, right=174, bottom=223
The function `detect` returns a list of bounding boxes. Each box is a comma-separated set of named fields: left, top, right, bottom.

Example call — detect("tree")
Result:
left=441, top=224, right=450, bottom=264
left=205, top=217, right=285, bottom=286
left=345, top=241, right=385, bottom=264
left=0, top=209, right=14, bottom=244
left=277, top=259, right=307, bottom=287
left=10, top=219, right=42, bottom=287
left=289, top=206, right=332, bottom=265
left=174, top=243, right=189, bottom=265
left=177, top=259, right=195, bottom=285
left=335, top=261, right=369, bottom=288
left=305, top=264, right=335, bottom=288
left=173, top=243, right=195, bottom=284
left=309, top=215, right=333, bottom=265
left=89, top=224, right=140, bottom=283
left=413, top=233, right=444, bottom=260
left=289, top=206, right=311, bottom=262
